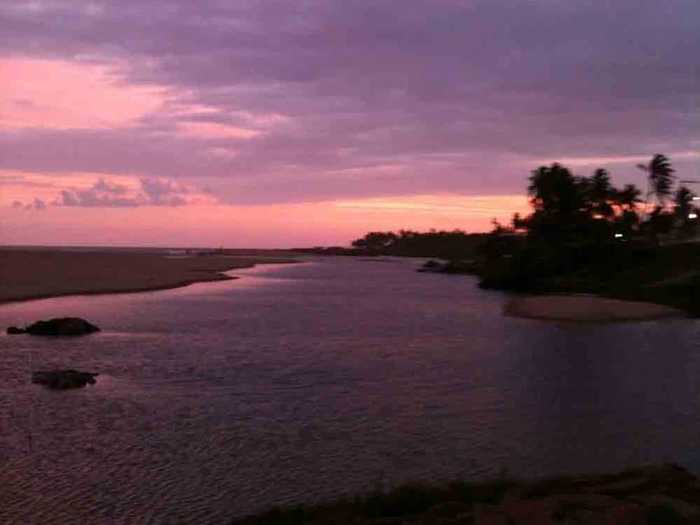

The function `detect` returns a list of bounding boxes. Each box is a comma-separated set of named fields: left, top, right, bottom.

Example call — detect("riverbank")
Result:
left=471, top=240, right=700, bottom=319
left=232, top=464, right=700, bottom=524
left=0, top=249, right=297, bottom=304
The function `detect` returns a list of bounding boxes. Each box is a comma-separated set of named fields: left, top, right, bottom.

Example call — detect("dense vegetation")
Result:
left=343, top=154, right=697, bottom=256
left=350, top=229, right=486, bottom=259
left=475, top=154, right=700, bottom=315
left=295, top=230, right=486, bottom=259
left=494, top=154, right=697, bottom=243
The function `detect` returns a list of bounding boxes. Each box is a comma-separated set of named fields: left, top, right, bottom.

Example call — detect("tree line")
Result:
left=499, top=153, right=698, bottom=242
left=345, top=154, right=696, bottom=261
left=350, top=229, right=485, bottom=259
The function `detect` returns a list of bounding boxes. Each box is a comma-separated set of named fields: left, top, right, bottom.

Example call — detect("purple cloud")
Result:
left=55, top=177, right=195, bottom=207
left=140, top=177, right=188, bottom=206
left=1, top=1, right=698, bottom=205
left=93, top=178, right=128, bottom=195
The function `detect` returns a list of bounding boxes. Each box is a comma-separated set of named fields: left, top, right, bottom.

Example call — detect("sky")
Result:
left=1, top=1, right=699, bottom=247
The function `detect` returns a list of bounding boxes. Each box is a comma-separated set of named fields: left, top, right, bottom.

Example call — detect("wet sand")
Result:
left=505, top=294, right=684, bottom=322
left=0, top=249, right=296, bottom=304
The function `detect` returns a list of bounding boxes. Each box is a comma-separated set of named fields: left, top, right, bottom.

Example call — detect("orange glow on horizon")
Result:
left=0, top=182, right=529, bottom=247
left=335, top=194, right=529, bottom=217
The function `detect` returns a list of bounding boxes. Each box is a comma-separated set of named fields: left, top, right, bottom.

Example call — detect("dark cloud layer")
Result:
left=1, top=1, right=698, bottom=204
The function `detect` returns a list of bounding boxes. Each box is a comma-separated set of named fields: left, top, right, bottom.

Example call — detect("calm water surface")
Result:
left=1, top=257, right=699, bottom=523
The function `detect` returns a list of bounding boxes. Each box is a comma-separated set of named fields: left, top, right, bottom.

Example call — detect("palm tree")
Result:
left=527, top=163, right=588, bottom=241
left=527, top=163, right=581, bottom=217
left=589, top=168, right=614, bottom=218
left=637, top=154, right=675, bottom=212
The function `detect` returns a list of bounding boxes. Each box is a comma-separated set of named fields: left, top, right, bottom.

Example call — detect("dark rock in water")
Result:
left=417, top=259, right=446, bottom=272
left=6, top=326, right=26, bottom=335
left=32, top=370, right=99, bottom=390
left=25, top=317, right=100, bottom=336
left=417, top=259, right=477, bottom=274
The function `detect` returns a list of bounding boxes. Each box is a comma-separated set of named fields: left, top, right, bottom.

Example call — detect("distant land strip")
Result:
left=0, top=249, right=298, bottom=304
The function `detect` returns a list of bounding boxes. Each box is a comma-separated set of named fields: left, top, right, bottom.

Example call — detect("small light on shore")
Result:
left=693, top=197, right=700, bottom=201
left=614, top=233, right=624, bottom=238
left=689, top=213, right=698, bottom=219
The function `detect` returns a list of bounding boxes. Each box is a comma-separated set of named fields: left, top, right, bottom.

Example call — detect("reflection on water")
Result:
left=1, top=257, right=699, bottom=523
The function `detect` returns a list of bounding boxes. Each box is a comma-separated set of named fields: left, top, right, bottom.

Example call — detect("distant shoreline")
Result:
left=0, top=249, right=298, bottom=306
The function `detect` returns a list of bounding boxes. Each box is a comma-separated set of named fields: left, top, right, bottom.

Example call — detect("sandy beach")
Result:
left=505, top=294, right=684, bottom=322
left=0, top=249, right=296, bottom=304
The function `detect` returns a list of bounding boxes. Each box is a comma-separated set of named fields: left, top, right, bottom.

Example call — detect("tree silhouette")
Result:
left=511, top=212, right=527, bottom=231
left=588, top=168, right=614, bottom=218
left=527, top=164, right=583, bottom=217
left=615, top=184, right=642, bottom=211
left=673, top=186, right=699, bottom=237
left=349, top=229, right=484, bottom=258
left=526, top=163, right=590, bottom=240
left=637, top=154, right=675, bottom=209
left=674, top=186, right=695, bottom=216
left=349, top=155, right=691, bottom=265
left=351, top=231, right=398, bottom=251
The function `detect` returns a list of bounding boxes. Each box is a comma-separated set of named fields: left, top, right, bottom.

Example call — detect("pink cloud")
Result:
left=0, top=58, right=164, bottom=129
left=177, top=121, right=260, bottom=140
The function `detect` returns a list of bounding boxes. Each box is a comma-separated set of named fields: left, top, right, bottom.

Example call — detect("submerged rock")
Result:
left=24, top=317, right=100, bottom=336
left=6, top=326, right=26, bottom=335
left=32, top=370, right=99, bottom=390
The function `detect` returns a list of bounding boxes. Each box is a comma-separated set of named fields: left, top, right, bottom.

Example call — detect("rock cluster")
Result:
left=6, top=317, right=100, bottom=336
left=31, top=370, right=99, bottom=390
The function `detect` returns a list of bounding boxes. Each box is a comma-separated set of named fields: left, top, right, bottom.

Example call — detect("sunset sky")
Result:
left=2, top=1, right=698, bottom=247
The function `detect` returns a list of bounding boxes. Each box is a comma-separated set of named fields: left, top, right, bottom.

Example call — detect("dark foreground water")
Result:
left=1, top=257, right=699, bottom=523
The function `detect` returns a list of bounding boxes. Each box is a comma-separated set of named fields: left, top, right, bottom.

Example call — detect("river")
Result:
left=1, top=257, right=699, bottom=523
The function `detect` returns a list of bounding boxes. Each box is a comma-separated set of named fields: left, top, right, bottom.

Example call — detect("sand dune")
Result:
left=0, top=249, right=296, bottom=304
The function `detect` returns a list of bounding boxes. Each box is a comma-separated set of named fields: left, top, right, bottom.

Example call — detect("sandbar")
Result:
left=0, top=249, right=297, bottom=304
left=505, top=294, right=684, bottom=322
